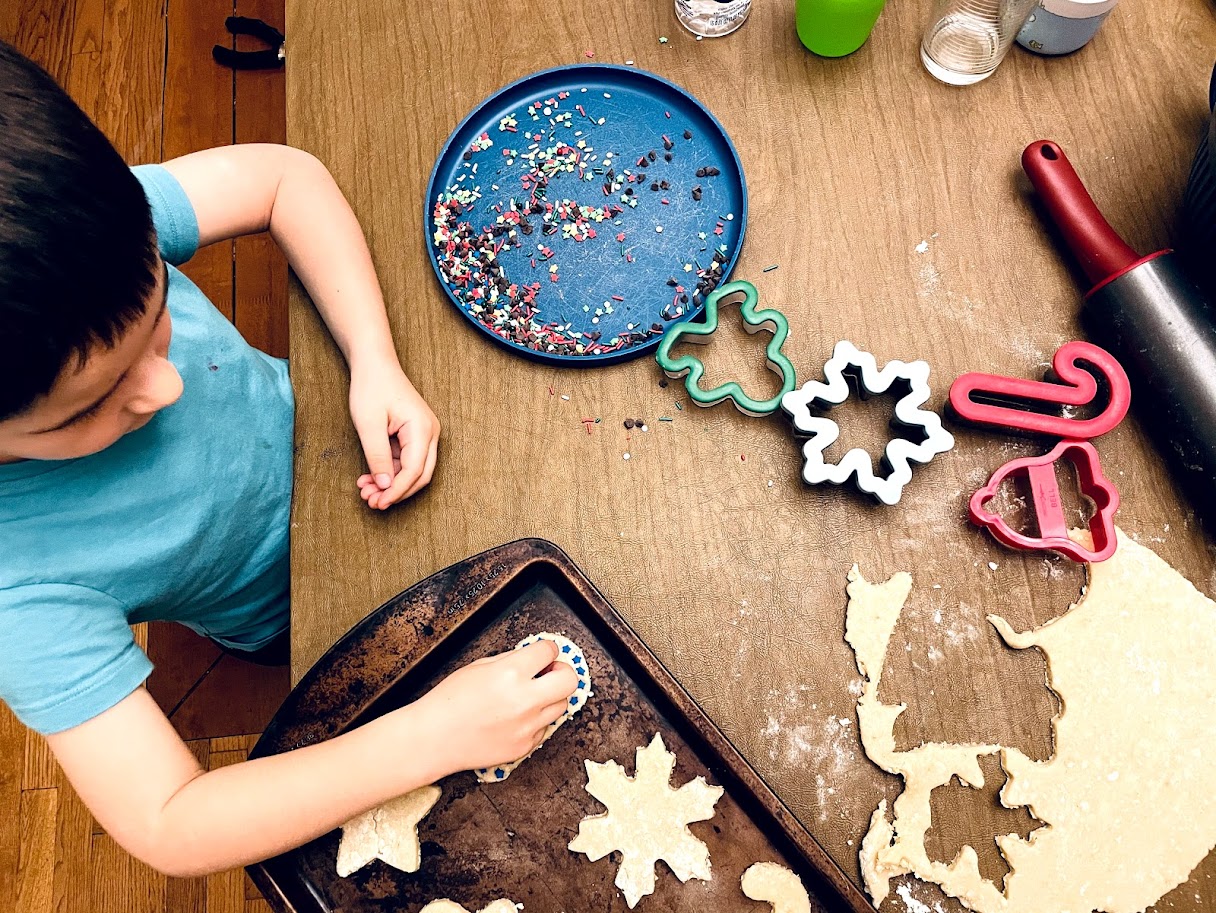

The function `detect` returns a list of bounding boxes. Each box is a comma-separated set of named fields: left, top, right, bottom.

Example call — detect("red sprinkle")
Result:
left=616, top=232, right=626, bottom=242
left=741, top=454, right=747, bottom=462
left=611, top=295, right=625, bottom=301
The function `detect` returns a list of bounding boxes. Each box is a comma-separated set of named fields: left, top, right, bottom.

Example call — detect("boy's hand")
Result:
left=410, top=640, right=579, bottom=777
left=349, top=358, right=440, bottom=510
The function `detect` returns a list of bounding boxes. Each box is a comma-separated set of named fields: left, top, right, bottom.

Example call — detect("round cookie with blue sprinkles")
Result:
left=476, top=631, right=593, bottom=783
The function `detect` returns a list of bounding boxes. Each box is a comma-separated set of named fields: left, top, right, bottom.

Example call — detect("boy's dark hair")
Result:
left=0, top=40, right=159, bottom=422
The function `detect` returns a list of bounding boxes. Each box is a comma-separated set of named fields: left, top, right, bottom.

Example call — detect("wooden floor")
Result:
left=0, top=1, right=291, bottom=909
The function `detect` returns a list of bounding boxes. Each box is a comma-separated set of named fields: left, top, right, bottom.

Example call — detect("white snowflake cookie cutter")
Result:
left=780, top=340, right=955, bottom=506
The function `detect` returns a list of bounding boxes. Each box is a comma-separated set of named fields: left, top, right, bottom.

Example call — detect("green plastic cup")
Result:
left=796, top=0, right=889, bottom=57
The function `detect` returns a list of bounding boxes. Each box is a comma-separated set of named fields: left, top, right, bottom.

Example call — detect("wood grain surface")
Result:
left=284, top=0, right=1216, bottom=908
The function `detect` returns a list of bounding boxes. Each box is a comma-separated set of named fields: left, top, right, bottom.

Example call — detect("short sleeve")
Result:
left=0, top=584, right=153, bottom=735
left=131, top=164, right=200, bottom=267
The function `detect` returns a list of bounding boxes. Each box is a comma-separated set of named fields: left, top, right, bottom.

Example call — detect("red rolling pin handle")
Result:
left=1021, top=141, right=1141, bottom=285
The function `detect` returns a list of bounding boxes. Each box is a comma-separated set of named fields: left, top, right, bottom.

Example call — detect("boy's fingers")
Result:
left=353, top=413, right=396, bottom=490
left=532, top=661, right=578, bottom=705
left=375, top=427, right=427, bottom=508
left=403, top=437, right=439, bottom=500
left=507, top=640, right=560, bottom=676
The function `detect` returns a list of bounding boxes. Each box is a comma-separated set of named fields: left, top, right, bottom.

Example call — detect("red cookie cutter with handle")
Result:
left=948, top=340, right=1131, bottom=439
left=969, top=441, right=1119, bottom=563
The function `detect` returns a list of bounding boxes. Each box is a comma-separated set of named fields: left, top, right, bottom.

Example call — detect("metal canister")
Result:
left=1015, top=0, right=1118, bottom=55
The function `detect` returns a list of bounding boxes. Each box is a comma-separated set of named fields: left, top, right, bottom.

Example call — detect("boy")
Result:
left=0, top=41, right=577, bottom=877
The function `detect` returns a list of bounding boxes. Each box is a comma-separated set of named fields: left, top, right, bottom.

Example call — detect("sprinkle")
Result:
left=675, top=401, right=684, bottom=411
left=611, top=294, right=625, bottom=301
left=740, top=454, right=746, bottom=462
left=603, top=92, right=612, bottom=98
left=623, top=452, right=631, bottom=460
left=585, top=50, right=595, bottom=58
left=655, top=225, right=664, bottom=233
left=548, top=385, right=554, bottom=396
left=659, top=36, right=669, bottom=43
left=696, top=35, right=703, bottom=41
left=763, top=264, right=779, bottom=272
left=625, top=59, right=635, bottom=65
left=561, top=394, right=570, bottom=401
left=659, top=416, right=673, bottom=422
left=624, top=419, right=636, bottom=429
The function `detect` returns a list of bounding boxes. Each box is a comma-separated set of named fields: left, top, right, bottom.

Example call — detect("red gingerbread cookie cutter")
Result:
left=969, top=440, right=1119, bottom=563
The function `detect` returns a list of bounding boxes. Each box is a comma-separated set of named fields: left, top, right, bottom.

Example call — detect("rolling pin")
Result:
left=1022, top=140, right=1216, bottom=528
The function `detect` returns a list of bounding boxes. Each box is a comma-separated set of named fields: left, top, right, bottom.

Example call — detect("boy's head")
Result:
left=0, top=41, right=182, bottom=464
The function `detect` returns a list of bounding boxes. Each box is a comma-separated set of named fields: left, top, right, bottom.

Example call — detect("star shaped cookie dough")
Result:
left=569, top=733, right=724, bottom=907
left=336, top=784, right=441, bottom=877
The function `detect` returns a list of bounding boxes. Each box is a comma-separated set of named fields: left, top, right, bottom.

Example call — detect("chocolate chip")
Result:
left=660, top=180, right=670, bottom=190
left=462, top=151, right=472, bottom=161
left=651, top=182, right=660, bottom=191
left=664, top=153, right=672, bottom=162
left=691, top=186, right=702, bottom=201
left=683, top=130, right=692, bottom=140
left=624, top=419, right=636, bottom=429
left=648, top=150, right=657, bottom=162
left=659, top=376, right=669, bottom=387
left=695, top=167, right=707, bottom=178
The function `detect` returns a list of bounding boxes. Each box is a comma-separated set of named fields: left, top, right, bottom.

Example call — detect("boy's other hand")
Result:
left=350, top=359, right=440, bottom=510
left=410, top=640, right=579, bottom=777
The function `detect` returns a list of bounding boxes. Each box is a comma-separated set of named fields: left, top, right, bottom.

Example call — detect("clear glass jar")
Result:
left=920, top=0, right=1039, bottom=85
left=675, top=0, right=753, bottom=37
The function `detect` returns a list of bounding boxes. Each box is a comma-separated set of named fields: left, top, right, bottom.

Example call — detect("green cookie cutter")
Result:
left=655, top=280, right=796, bottom=416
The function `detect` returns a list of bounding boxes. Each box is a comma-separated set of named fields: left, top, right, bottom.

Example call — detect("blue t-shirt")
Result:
left=0, top=165, right=295, bottom=735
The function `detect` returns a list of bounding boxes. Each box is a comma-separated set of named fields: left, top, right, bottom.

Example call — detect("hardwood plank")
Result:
left=245, top=899, right=273, bottom=913
left=15, top=789, right=56, bottom=913
left=21, top=734, right=55, bottom=792
left=0, top=706, right=25, bottom=912
left=90, top=833, right=167, bottom=913
left=51, top=762, right=96, bottom=913
left=233, top=0, right=288, bottom=357
left=164, top=0, right=235, bottom=319
left=0, top=0, right=77, bottom=84
left=97, top=0, right=166, bottom=164
left=62, top=0, right=104, bottom=121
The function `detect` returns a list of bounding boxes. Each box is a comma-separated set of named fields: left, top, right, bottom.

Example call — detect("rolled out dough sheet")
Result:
left=848, top=530, right=1216, bottom=913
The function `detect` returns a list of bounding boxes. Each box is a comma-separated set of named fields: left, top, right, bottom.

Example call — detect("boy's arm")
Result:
left=46, top=642, right=576, bottom=877
left=161, top=144, right=437, bottom=509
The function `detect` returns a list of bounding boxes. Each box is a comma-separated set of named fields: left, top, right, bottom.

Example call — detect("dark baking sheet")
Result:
left=248, top=539, right=872, bottom=913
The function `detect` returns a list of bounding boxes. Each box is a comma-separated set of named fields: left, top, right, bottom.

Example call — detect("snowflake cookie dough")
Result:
left=848, top=530, right=1216, bottom=913
left=418, top=900, right=518, bottom=913
left=476, top=631, right=593, bottom=782
left=742, top=862, right=811, bottom=913
left=569, top=732, right=724, bottom=908
left=336, top=784, right=441, bottom=877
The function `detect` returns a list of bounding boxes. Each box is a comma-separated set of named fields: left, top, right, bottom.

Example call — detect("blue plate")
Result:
left=425, top=64, right=748, bottom=366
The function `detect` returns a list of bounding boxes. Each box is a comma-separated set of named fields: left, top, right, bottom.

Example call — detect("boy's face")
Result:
left=0, top=258, right=182, bottom=462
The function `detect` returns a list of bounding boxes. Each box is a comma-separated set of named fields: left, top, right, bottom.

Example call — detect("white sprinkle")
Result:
left=623, top=452, right=631, bottom=460
left=725, top=213, right=734, bottom=220
left=641, top=424, right=649, bottom=432
left=988, top=561, right=999, bottom=570
left=603, top=92, right=612, bottom=98
left=655, top=225, right=664, bottom=233
left=915, top=240, right=929, bottom=254
left=625, top=59, right=635, bottom=65
left=560, top=394, right=570, bottom=401
left=767, top=480, right=773, bottom=488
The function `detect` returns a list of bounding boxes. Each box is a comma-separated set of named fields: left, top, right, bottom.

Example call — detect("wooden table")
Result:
left=285, top=0, right=1216, bottom=907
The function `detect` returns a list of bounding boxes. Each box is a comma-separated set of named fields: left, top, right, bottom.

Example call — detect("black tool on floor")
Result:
left=1023, top=140, right=1216, bottom=530
left=212, top=16, right=284, bottom=70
